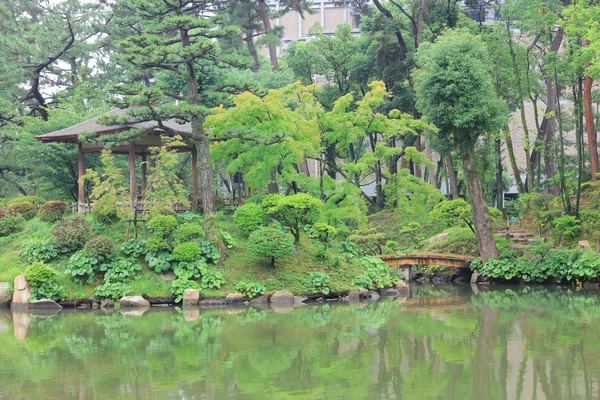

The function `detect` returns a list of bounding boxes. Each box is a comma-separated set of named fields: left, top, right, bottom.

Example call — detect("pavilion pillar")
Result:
left=77, top=142, right=85, bottom=213
left=129, top=143, right=137, bottom=205
left=141, top=152, right=147, bottom=201
left=191, top=145, right=199, bottom=204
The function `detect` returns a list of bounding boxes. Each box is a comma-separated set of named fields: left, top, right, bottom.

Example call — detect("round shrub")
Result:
left=0, top=215, right=24, bottom=237
left=148, top=215, right=178, bottom=237
left=6, top=196, right=45, bottom=206
left=172, top=242, right=202, bottom=262
left=83, top=235, right=116, bottom=260
left=24, top=262, right=64, bottom=300
left=146, top=236, right=171, bottom=252
left=233, top=203, right=266, bottom=234
left=52, top=215, right=92, bottom=250
left=92, top=196, right=119, bottom=224
left=247, top=227, right=295, bottom=266
left=8, top=202, right=36, bottom=220
left=148, top=205, right=177, bottom=219
left=38, top=201, right=68, bottom=222
left=173, top=223, right=205, bottom=245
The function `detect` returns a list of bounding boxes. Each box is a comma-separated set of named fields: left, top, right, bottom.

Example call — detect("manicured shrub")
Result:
left=553, top=215, right=580, bottom=242
left=52, top=215, right=92, bottom=250
left=172, top=242, right=202, bottom=262
left=146, top=236, right=171, bottom=252
left=148, top=215, right=178, bottom=237
left=24, top=262, right=64, bottom=300
left=38, top=201, right=68, bottom=222
left=92, top=196, right=119, bottom=224
left=0, top=215, right=24, bottom=237
left=233, top=203, right=266, bottom=234
left=6, top=196, right=45, bottom=206
left=307, top=223, right=337, bottom=243
left=235, top=281, right=266, bottom=298
left=83, top=235, right=116, bottom=260
left=8, top=202, right=36, bottom=220
left=173, top=223, right=205, bottom=244
left=247, top=227, right=295, bottom=266
left=263, top=193, right=322, bottom=243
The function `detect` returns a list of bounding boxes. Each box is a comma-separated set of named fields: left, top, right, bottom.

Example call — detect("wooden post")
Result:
left=129, top=143, right=136, bottom=204
left=78, top=142, right=85, bottom=213
left=191, top=145, right=199, bottom=204
left=141, top=152, right=147, bottom=201
left=404, top=265, right=412, bottom=282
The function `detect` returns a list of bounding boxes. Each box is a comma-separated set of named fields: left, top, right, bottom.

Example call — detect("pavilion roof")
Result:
left=35, top=106, right=192, bottom=143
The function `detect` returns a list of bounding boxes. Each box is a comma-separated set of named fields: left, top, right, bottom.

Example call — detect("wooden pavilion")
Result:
left=35, top=106, right=199, bottom=212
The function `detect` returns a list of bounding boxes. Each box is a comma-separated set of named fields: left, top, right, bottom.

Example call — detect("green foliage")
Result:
left=24, top=262, right=64, bottom=301
left=146, top=236, right=171, bottom=253
left=82, top=235, right=116, bottom=261
left=145, top=251, right=175, bottom=273
left=170, top=278, right=200, bottom=303
left=247, top=227, right=295, bottom=266
left=200, top=267, right=226, bottom=290
left=173, top=260, right=205, bottom=280
left=307, top=272, right=330, bottom=295
left=172, top=242, right=202, bottom=262
left=221, top=231, right=235, bottom=249
left=233, top=203, right=266, bottom=234
left=104, top=258, right=142, bottom=283
left=52, top=216, right=91, bottom=250
left=553, top=215, right=581, bottom=241
left=121, top=239, right=148, bottom=259
left=6, top=196, right=45, bottom=206
left=0, top=215, right=23, bottom=237
left=307, top=223, right=337, bottom=244
left=38, top=201, right=67, bottom=222
left=398, top=222, right=425, bottom=246
left=65, top=252, right=102, bottom=283
left=263, top=193, right=322, bottom=243
left=430, top=199, right=475, bottom=232
left=92, top=196, right=119, bottom=225
left=147, top=215, right=178, bottom=237
left=426, top=227, right=479, bottom=257
left=22, top=241, right=58, bottom=263
left=352, top=257, right=393, bottom=290
left=173, top=223, right=205, bottom=245
left=235, top=281, right=266, bottom=299
left=94, top=282, right=132, bottom=300
left=198, top=240, right=221, bottom=264
left=8, top=202, right=36, bottom=220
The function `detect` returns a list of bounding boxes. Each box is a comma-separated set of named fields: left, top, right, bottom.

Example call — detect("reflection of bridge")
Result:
left=380, top=253, right=476, bottom=281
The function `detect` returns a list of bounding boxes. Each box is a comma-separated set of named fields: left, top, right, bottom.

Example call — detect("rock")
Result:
left=225, top=293, right=245, bottom=305
left=0, top=282, right=10, bottom=307
left=347, top=291, right=360, bottom=303
left=11, top=274, right=31, bottom=311
left=429, top=232, right=449, bottom=244
left=250, top=294, right=270, bottom=306
left=120, top=309, right=148, bottom=317
left=382, top=289, right=400, bottom=297
left=119, top=296, right=150, bottom=308
left=161, top=272, right=176, bottom=281
left=270, top=290, right=294, bottom=306
left=100, top=299, right=115, bottom=308
left=77, top=303, right=90, bottom=309
left=271, top=305, right=294, bottom=314
left=182, top=289, right=200, bottom=307
left=183, top=309, right=200, bottom=321
left=368, top=291, right=380, bottom=301
left=12, top=312, right=30, bottom=341
left=30, top=300, right=62, bottom=310
left=294, top=296, right=308, bottom=306
left=433, top=276, right=451, bottom=284
left=243, top=301, right=250, bottom=305
left=579, top=240, right=592, bottom=251
left=396, top=280, right=408, bottom=289
left=358, top=288, right=369, bottom=299
left=199, top=299, right=226, bottom=307
left=92, top=303, right=99, bottom=309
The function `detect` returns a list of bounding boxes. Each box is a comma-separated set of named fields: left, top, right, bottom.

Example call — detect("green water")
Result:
left=1, top=286, right=600, bottom=399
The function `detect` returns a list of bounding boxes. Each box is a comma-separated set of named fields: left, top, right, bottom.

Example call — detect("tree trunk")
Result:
left=503, top=126, right=525, bottom=194
left=445, top=154, right=459, bottom=199
left=245, top=34, right=260, bottom=73
left=584, top=74, right=598, bottom=181
left=495, top=139, right=504, bottom=213
left=459, top=140, right=499, bottom=263
left=256, top=0, right=279, bottom=71
left=325, top=142, right=337, bottom=179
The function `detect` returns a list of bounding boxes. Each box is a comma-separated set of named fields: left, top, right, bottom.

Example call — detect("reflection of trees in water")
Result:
left=1, top=289, right=600, bottom=398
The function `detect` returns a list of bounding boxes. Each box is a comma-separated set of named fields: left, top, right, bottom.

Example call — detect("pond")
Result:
left=1, top=285, right=600, bottom=399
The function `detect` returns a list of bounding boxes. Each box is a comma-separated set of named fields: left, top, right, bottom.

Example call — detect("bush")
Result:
left=146, top=236, right=171, bottom=252
left=553, top=215, right=580, bottom=242
left=307, top=223, right=337, bottom=243
left=308, top=271, right=330, bottom=295
left=235, top=281, right=266, bottom=299
left=148, top=215, right=178, bottom=237
left=352, top=257, right=393, bottom=290
left=6, top=196, right=45, bottom=206
left=65, top=251, right=102, bottom=283
left=0, top=215, right=24, bottom=237
left=233, top=203, right=266, bottom=234
left=83, top=235, right=116, bottom=260
left=172, top=242, right=202, bottom=262
left=24, top=262, right=64, bottom=300
left=263, top=193, right=322, bottom=243
left=104, top=258, right=142, bottom=282
left=121, top=239, right=148, bottom=259
left=92, top=196, right=119, bottom=224
left=247, top=227, right=295, bottom=266
left=147, top=204, right=177, bottom=219
left=22, top=241, right=59, bottom=263
left=200, top=267, right=225, bottom=290
left=94, top=282, right=132, bottom=299
left=145, top=251, right=175, bottom=273
left=8, top=202, right=36, bottom=220
left=199, top=240, right=221, bottom=264
left=173, top=223, right=205, bottom=244
left=52, top=216, right=91, bottom=250
left=38, top=201, right=68, bottom=222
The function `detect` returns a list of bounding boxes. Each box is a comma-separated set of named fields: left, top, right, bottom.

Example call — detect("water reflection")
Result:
left=0, top=285, right=599, bottom=399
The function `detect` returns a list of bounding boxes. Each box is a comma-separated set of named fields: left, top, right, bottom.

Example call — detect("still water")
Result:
left=1, top=285, right=600, bottom=399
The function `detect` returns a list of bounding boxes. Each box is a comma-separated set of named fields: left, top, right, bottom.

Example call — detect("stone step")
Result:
left=511, top=232, right=535, bottom=239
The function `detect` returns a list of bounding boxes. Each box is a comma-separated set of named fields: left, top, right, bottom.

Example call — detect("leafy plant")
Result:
left=553, top=215, right=581, bottom=242
left=65, top=251, right=102, bottom=283
left=352, top=257, right=393, bottom=290
left=0, top=215, right=23, bottom=237
left=172, top=242, right=202, bottom=262
left=307, top=223, right=337, bottom=244
left=173, top=223, right=205, bottom=245
left=235, top=281, right=266, bottom=299
left=22, top=241, right=58, bottom=263
left=52, top=215, right=91, bottom=251
left=233, top=203, right=266, bottom=234
left=247, top=227, right=295, bottom=266
left=94, top=282, right=132, bottom=300
left=103, top=258, right=142, bottom=282
left=262, top=193, right=322, bottom=243
left=145, top=251, right=175, bottom=273
left=221, top=231, right=235, bottom=249
left=170, top=278, right=200, bottom=303
left=173, top=260, right=205, bottom=279
left=308, top=271, right=330, bottom=295
left=199, top=240, right=221, bottom=264
left=24, top=262, right=65, bottom=301
left=121, top=239, right=148, bottom=259
left=8, top=202, right=37, bottom=220
left=148, top=215, right=178, bottom=237
left=38, top=201, right=68, bottom=222
left=146, top=235, right=171, bottom=252
left=199, top=266, right=225, bottom=290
